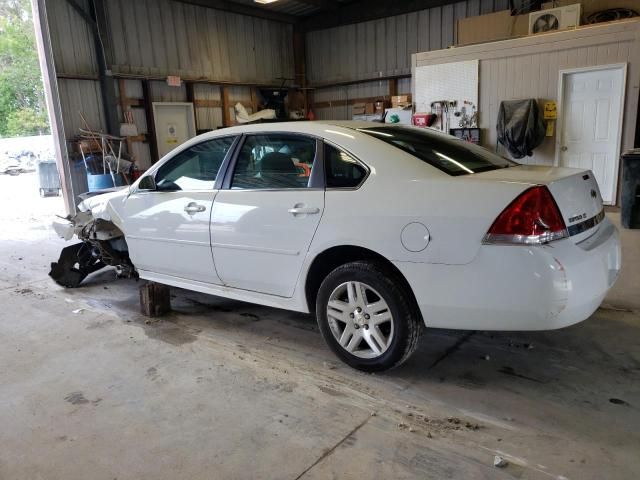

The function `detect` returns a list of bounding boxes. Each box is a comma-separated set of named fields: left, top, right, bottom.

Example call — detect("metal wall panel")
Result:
left=57, top=79, right=105, bottom=139
left=313, top=80, right=389, bottom=120
left=193, top=84, right=223, bottom=131
left=105, top=0, right=294, bottom=84
left=306, top=0, right=508, bottom=86
left=46, top=0, right=97, bottom=75
left=398, top=77, right=412, bottom=94
left=150, top=81, right=187, bottom=102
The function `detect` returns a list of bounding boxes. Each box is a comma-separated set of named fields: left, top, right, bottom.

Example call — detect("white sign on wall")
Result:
left=414, top=59, right=479, bottom=130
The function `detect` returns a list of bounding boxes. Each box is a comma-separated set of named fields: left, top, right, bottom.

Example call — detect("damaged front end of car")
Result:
left=50, top=192, right=137, bottom=288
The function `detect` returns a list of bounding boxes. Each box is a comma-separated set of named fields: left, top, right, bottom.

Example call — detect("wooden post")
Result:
left=250, top=87, right=259, bottom=114
left=140, top=282, right=171, bottom=317
left=389, top=78, right=398, bottom=101
left=221, top=86, right=231, bottom=127
left=185, top=81, right=198, bottom=132
left=141, top=80, right=159, bottom=163
left=117, top=78, right=134, bottom=165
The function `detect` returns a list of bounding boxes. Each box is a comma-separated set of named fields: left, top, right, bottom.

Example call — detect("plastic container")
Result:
left=36, top=159, right=61, bottom=197
left=621, top=149, right=640, bottom=229
left=87, top=172, right=125, bottom=191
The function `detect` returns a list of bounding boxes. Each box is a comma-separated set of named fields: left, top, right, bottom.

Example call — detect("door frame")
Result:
left=555, top=63, right=628, bottom=204
left=152, top=102, right=197, bottom=159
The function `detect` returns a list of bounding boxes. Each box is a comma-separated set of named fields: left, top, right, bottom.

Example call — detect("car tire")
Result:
left=316, top=261, right=422, bottom=372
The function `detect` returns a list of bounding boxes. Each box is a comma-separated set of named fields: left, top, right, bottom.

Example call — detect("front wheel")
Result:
left=316, top=261, right=422, bottom=372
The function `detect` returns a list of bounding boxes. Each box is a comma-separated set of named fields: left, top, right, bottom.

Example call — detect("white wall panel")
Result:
left=414, top=21, right=640, bottom=168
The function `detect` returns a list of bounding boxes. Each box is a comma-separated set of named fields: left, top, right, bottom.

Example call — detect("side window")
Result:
left=325, top=143, right=367, bottom=188
left=155, top=137, right=235, bottom=191
left=231, top=134, right=316, bottom=189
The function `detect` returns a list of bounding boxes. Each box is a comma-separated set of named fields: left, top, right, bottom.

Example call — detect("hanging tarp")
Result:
left=496, top=99, right=546, bottom=159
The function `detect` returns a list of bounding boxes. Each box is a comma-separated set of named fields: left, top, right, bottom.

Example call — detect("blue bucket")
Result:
left=87, top=173, right=125, bottom=191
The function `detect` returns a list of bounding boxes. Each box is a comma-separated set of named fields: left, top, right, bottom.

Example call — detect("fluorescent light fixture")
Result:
left=254, top=0, right=279, bottom=4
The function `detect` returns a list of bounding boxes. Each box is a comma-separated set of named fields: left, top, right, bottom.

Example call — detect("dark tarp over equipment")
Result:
left=496, top=99, right=546, bottom=159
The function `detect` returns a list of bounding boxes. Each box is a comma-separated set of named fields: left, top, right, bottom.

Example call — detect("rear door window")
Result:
left=231, top=134, right=317, bottom=189
left=325, top=144, right=367, bottom=188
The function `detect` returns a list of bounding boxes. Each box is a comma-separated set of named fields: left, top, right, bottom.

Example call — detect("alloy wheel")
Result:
left=326, top=281, right=395, bottom=359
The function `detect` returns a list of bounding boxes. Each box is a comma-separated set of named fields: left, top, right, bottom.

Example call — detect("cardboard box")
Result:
left=391, top=95, right=411, bottom=107
left=365, top=102, right=375, bottom=114
left=457, top=10, right=529, bottom=46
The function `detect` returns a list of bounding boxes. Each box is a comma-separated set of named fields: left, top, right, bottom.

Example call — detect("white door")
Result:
left=211, top=133, right=322, bottom=297
left=123, top=137, right=236, bottom=283
left=558, top=66, right=625, bottom=204
left=153, top=102, right=197, bottom=158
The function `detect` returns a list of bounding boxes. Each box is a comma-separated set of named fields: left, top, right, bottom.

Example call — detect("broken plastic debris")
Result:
left=494, top=456, right=508, bottom=468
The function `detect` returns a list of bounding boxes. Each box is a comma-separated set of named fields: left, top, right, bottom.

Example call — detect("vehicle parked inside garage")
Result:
left=51, top=121, right=621, bottom=371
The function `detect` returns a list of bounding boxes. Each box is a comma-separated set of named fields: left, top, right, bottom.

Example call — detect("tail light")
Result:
left=483, top=186, right=568, bottom=245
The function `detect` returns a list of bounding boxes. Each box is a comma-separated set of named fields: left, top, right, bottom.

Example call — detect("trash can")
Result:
left=621, top=149, right=640, bottom=229
left=36, top=159, right=61, bottom=197
left=87, top=172, right=125, bottom=191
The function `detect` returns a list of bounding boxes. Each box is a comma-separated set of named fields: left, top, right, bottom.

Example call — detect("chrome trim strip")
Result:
left=212, top=242, right=300, bottom=256
left=126, top=235, right=210, bottom=246
left=567, top=209, right=605, bottom=237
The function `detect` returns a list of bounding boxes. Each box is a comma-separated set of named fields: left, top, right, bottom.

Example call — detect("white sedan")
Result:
left=51, top=121, right=621, bottom=371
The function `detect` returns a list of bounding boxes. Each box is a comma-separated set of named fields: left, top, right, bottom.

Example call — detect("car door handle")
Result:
left=288, top=206, right=320, bottom=215
left=184, top=202, right=206, bottom=214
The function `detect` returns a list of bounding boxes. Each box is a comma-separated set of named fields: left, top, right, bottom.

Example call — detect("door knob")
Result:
left=184, top=202, right=206, bottom=214
left=560, top=146, right=568, bottom=151
left=288, top=205, right=320, bottom=215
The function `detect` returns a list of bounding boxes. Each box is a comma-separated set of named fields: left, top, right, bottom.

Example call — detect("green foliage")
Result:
left=0, top=0, right=49, bottom=137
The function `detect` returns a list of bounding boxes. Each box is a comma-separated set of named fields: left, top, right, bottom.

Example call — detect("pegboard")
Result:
left=414, top=59, right=479, bottom=130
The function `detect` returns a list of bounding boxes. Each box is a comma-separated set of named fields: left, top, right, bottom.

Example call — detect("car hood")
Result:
left=77, top=186, right=130, bottom=227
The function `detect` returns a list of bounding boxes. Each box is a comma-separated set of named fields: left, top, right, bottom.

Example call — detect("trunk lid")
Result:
left=476, top=165, right=604, bottom=243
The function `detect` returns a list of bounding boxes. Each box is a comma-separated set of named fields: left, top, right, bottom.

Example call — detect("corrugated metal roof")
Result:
left=227, top=0, right=321, bottom=17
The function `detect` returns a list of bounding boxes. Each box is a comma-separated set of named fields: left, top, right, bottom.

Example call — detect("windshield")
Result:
left=359, top=126, right=516, bottom=176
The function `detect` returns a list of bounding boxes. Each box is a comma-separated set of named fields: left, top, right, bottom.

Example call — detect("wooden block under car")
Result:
left=140, top=282, right=171, bottom=317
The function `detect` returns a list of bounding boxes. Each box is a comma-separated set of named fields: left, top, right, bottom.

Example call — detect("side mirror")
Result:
left=138, top=175, right=156, bottom=191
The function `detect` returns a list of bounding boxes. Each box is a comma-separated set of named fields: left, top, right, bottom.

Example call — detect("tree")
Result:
left=0, top=0, right=49, bottom=137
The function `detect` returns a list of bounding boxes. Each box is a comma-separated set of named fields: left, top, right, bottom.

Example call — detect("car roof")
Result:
left=207, top=120, right=414, bottom=136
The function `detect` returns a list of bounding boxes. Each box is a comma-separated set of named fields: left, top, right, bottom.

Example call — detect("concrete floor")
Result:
left=1, top=173, right=639, bottom=480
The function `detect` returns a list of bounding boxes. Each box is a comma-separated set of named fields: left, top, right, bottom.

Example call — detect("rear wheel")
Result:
left=316, top=261, right=422, bottom=372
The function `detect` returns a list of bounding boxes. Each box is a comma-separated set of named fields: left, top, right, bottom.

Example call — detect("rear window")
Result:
left=359, top=126, right=516, bottom=176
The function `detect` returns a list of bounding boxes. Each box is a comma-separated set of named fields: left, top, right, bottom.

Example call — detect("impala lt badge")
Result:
left=568, top=213, right=587, bottom=223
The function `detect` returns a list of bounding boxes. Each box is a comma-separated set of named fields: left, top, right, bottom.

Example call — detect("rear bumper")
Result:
left=394, top=218, right=621, bottom=331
